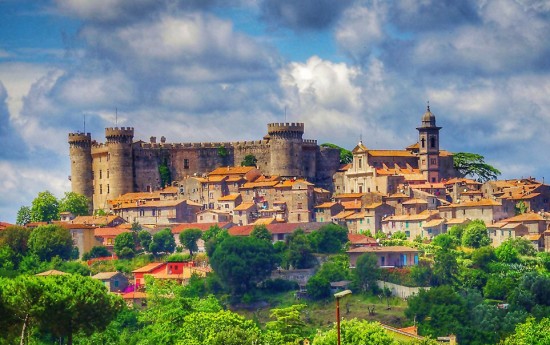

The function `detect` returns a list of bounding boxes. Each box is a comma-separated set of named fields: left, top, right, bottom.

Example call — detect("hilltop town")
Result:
left=2, top=106, right=550, bottom=344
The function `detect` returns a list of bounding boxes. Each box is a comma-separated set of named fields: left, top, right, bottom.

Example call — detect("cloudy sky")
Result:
left=1, top=0, right=549, bottom=222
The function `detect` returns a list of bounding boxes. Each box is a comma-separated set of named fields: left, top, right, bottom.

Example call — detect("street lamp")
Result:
left=334, top=289, right=352, bottom=345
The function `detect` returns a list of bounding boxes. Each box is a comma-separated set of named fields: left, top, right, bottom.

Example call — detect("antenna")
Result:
left=83, top=114, right=86, bottom=133
left=284, top=105, right=287, bottom=122
left=115, top=107, right=118, bottom=126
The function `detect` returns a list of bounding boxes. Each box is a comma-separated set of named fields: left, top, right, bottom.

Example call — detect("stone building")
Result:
left=69, top=123, right=340, bottom=212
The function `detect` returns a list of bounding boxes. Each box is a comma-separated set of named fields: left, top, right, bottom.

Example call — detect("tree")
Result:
left=432, top=249, right=459, bottom=286
left=501, top=317, right=550, bottom=345
left=0, top=225, right=31, bottom=266
left=312, top=319, right=397, bottom=345
left=308, top=223, right=348, bottom=253
left=514, top=200, right=528, bottom=215
left=149, top=228, right=176, bottom=256
left=353, top=253, right=380, bottom=293
left=39, top=275, right=122, bottom=345
left=59, top=192, right=90, bottom=216
left=462, top=220, right=490, bottom=248
left=30, top=190, right=60, bottom=222
left=114, top=232, right=135, bottom=259
left=137, top=230, right=152, bottom=252
left=307, top=257, right=351, bottom=299
left=447, top=224, right=466, bottom=243
left=432, top=233, right=457, bottom=250
left=266, top=304, right=307, bottom=344
left=285, top=229, right=316, bottom=269
left=28, top=224, right=73, bottom=261
left=471, top=246, right=496, bottom=270
left=82, top=246, right=111, bottom=261
left=391, top=231, right=407, bottom=240
left=210, top=236, right=277, bottom=295
left=241, top=154, right=257, bottom=167
left=495, top=240, right=520, bottom=263
left=453, top=152, right=501, bottom=182
left=16, top=206, right=31, bottom=225
left=250, top=225, right=272, bottom=242
left=179, top=228, right=202, bottom=257
left=158, top=158, right=172, bottom=188
left=320, top=143, right=353, bottom=164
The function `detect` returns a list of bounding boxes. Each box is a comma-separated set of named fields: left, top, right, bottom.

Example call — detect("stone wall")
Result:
left=376, top=280, right=429, bottom=299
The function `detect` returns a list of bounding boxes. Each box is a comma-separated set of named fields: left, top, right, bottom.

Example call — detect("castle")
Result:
left=69, top=123, right=341, bottom=211
left=69, top=107, right=459, bottom=212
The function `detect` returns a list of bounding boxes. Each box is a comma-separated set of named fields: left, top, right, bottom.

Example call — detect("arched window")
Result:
left=430, top=137, right=436, bottom=148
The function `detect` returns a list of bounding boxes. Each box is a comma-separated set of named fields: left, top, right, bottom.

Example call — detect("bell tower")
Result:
left=417, top=104, right=441, bottom=183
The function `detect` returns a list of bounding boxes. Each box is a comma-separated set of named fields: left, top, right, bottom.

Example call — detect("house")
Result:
left=381, top=210, right=441, bottom=239
left=36, top=269, right=68, bottom=276
left=499, top=212, right=549, bottom=235
left=347, top=233, right=378, bottom=248
left=122, top=291, right=147, bottom=308
left=197, top=209, right=232, bottom=223
left=132, top=261, right=206, bottom=288
left=94, top=227, right=132, bottom=252
left=55, top=222, right=101, bottom=259
left=112, top=199, right=201, bottom=226
left=438, top=199, right=513, bottom=225
left=314, top=202, right=344, bottom=223
left=92, top=272, right=129, bottom=292
left=347, top=246, right=419, bottom=268
left=217, top=194, right=243, bottom=212
left=71, top=215, right=125, bottom=228
left=232, top=202, right=257, bottom=225
left=487, top=222, right=529, bottom=247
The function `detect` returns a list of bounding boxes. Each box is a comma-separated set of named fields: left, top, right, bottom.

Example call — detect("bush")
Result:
left=259, top=279, right=299, bottom=293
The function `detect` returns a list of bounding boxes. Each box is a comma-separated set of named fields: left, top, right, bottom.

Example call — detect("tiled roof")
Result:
left=348, top=233, right=377, bottom=245
left=443, top=178, right=481, bottom=185
left=406, top=142, right=419, bottom=150
left=207, top=175, right=228, bottom=183
left=217, top=194, right=241, bottom=201
left=337, top=163, right=352, bottom=172
left=423, top=219, right=445, bottom=228
left=347, top=245, right=419, bottom=253
left=384, top=210, right=438, bottom=222
left=411, top=183, right=446, bottom=189
left=334, top=193, right=366, bottom=199
left=116, top=199, right=187, bottom=209
left=402, top=198, right=428, bottom=205
left=368, top=150, right=415, bottom=157
left=94, top=227, right=131, bottom=237
left=132, top=262, right=166, bottom=273
left=229, top=222, right=330, bottom=236
left=345, top=212, right=366, bottom=220
left=160, top=186, right=179, bottom=194
left=36, top=269, right=68, bottom=276
left=445, top=218, right=470, bottom=225
left=109, top=192, right=161, bottom=204
left=72, top=215, right=124, bottom=226
left=364, top=202, right=384, bottom=209
left=253, top=218, right=276, bottom=225
left=234, top=202, right=256, bottom=211
left=241, top=181, right=279, bottom=189
left=314, top=187, right=331, bottom=193
left=386, top=192, right=410, bottom=199
left=341, top=201, right=362, bottom=210
left=333, top=210, right=356, bottom=219
left=122, top=291, right=147, bottom=299
left=524, top=234, right=542, bottom=241
left=315, top=202, right=338, bottom=209
left=0, top=222, right=14, bottom=230
left=54, top=222, right=95, bottom=230
left=172, top=222, right=232, bottom=234
left=92, top=272, right=123, bottom=280
left=502, top=212, right=546, bottom=222
left=209, top=166, right=256, bottom=176
left=454, top=199, right=502, bottom=207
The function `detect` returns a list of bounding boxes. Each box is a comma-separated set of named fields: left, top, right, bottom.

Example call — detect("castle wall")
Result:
left=68, top=133, right=93, bottom=203
left=268, top=123, right=304, bottom=177
left=316, top=146, right=341, bottom=191
left=106, top=127, right=134, bottom=200
left=91, top=146, right=109, bottom=210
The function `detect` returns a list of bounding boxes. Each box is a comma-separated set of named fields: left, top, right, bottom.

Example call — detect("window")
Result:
left=225, top=204, right=229, bottom=209
left=152, top=209, right=156, bottom=216
left=297, top=203, right=303, bottom=210
left=107, top=169, right=109, bottom=178
left=358, top=158, right=362, bottom=169
left=421, top=137, right=425, bottom=148
left=99, top=170, right=102, bottom=179
left=114, top=280, right=119, bottom=287
left=297, top=214, right=301, bottom=221
left=99, top=184, right=103, bottom=194
left=184, top=159, right=189, bottom=169
left=430, top=137, right=436, bottom=148
left=139, top=209, right=144, bottom=217
left=430, top=158, right=437, bottom=165
left=107, top=184, right=110, bottom=194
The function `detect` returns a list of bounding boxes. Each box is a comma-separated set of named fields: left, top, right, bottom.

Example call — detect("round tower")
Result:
left=268, top=122, right=304, bottom=177
left=68, top=132, right=93, bottom=201
left=106, top=127, right=134, bottom=199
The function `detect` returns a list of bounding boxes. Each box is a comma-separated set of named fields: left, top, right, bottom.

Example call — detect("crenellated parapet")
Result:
left=267, top=122, right=305, bottom=135
left=68, top=133, right=92, bottom=147
left=105, top=127, right=134, bottom=143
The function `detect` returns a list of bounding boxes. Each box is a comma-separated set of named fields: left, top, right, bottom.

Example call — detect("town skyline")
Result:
left=1, top=0, right=550, bottom=222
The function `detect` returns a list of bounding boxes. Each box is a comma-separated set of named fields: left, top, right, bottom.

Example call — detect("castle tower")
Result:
left=105, top=127, right=134, bottom=199
left=417, top=105, right=442, bottom=183
left=68, top=132, right=93, bottom=201
left=268, top=122, right=304, bottom=177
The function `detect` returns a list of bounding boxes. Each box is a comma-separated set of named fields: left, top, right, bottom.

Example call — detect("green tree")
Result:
left=39, top=274, right=122, bottom=345
left=447, top=224, right=466, bottom=244
left=250, top=225, right=272, bottom=242
left=59, top=192, right=90, bottom=216
left=308, top=223, right=348, bottom=253
left=16, top=206, right=31, bottom=225
left=30, top=190, right=60, bottom=222
left=158, top=158, right=172, bottom=188
left=432, top=233, right=457, bottom=250
left=320, top=143, right=353, bottom=164
left=285, top=229, right=316, bottom=269
left=453, top=152, right=501, bottom=182
left=353, top=253, right=380, bottom=293
left=241, top=154, right=258, bottom=167
left=0, top=225, right=31, bottom=267
left=514, top=200, right=528, bottom=215
left=179, top=228, right=202, bottom=257
left=82, top=246, right=111, bottom=261
left=114, top=232, right=135, bottom=259
left=28, top=224, right=73, bottom=261
left=137, top=230, right=152, bottom=252
left=471, top=246, right=496, bottom=270
left=307, top=257, right=350, bottom=299
left=501, top=317, right=550, bottom=345
left=312, top=319, right=397, bottom=345
left=432, top=249, right=459, bottom=286
left=391, top=231, right=407, bottom=240
left=462, top=220, right=490, bottom=248
left=495, top=240, right=520, bottom=263
left=149, top=228, right=176, bottom=256
left=266, top=304, right=307, bottom=344
left=210, top=236, right=277, bottom=295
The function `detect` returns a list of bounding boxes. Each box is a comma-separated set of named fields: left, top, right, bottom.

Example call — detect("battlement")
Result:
left=105, top=127, right=134, bottom=138
left=267, top=122, right=305, bottom=134
left=68, top=132, right=91, bottom=143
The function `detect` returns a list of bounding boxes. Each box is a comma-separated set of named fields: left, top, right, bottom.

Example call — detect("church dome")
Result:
left=421, top=105, right=436, bottom=127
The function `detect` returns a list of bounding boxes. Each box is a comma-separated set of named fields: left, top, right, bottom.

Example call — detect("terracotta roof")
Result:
left=0, top=222, right=14, bottom=230
left=36, top=269, right=68, bottom=276
left=524, top=234, right=542, bottom=241
left=253, top=175, right=281, bottom=182
left=384, top=210, right=438, bottom=222
left=411, top=183, right=446, bottom=189
left=172, top=222, right=231, bottom=234
left=348, top=233, right=377, bottom=245
left=122, top=291, right=147, bottom=299
left=347, top=245, right=419, bottom=253
left=94, top=227, right=131, bottom=237
left=149, top=267, right=207, bottom=280
left=209, top=166, right=256, bottom=176
left=206, top=175, right=228, bottom=183
left=315, top=202, right=338, bottom=209
left=234, top=202, right=256, bottom=211
left=228, top=225, right=254, bottom=236
left=368, top=150, right=415, bottom=157
left=337, top=163, right=352, bottom=172
left=386, top=192, right=410, bottom=199
left=334, top=193, right=366, bottom=199
left=116, top=199, right=187, bottom=209
left=345, top=212, right=366, bottom=220
left=218, top=194, right=241, bottom=201
left=443, top=178, right=481, bottom=185
left=406, top=142, right=419, bottom=150
left=364, top=202, right=384, bottom=209
left=109, top=192, right=161, bottom=204
left=454, top=199, right=502, bottom=207
left=54, top=222, right=95, bottom=230
left=241, top=181, right=279, bottom=189
left=333, top=210, right=356, bottom=219
left=72, top=215, right=124, bottom=226
left=92, top=272, right=123, bottom=280
left=160, top=186, right=179, bottom=194
left=403, top=174, right=428, bottom=181
left=503, top=212, right=546, bottom=222
left=253, top=218, right=276, bottom=225
left=445, top=218, right=470, bottom=225
left=132, top=262, right=166, bottom=273
left=314, top=187, right=331, bottom=193
left=341, top=201, right=362, bottom=210
left=402, top=198, right=428, bottom=205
